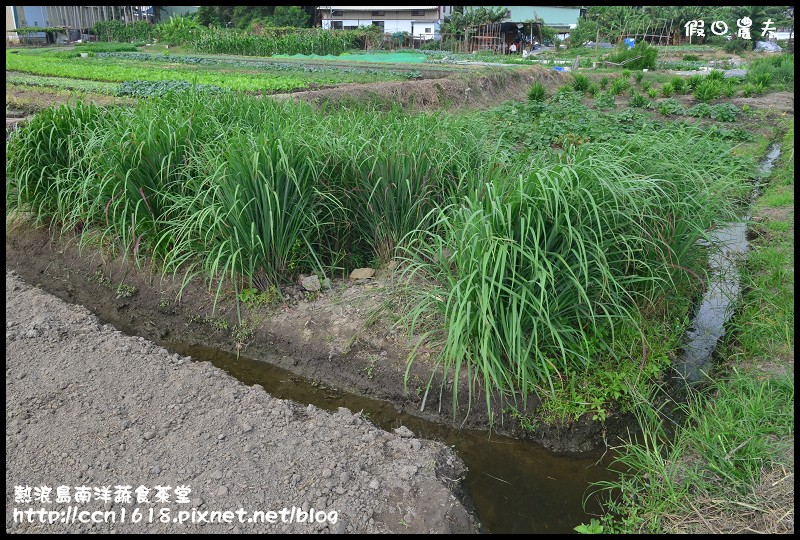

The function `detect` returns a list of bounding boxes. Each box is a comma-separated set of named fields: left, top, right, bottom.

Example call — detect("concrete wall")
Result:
left=319, top=7, right=443, bottom=38
left=6, top=5, right=19, bottom=43
left=322, top=17, right=438, bottom=38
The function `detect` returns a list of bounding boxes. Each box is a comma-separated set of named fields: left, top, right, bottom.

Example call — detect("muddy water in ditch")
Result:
left=164, top=341, right=615, bottom=533
left=674, top=143, right=782, bottom=384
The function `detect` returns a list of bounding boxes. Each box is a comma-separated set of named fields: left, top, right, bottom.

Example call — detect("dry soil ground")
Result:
left=5, top=269, right=478, bottom=534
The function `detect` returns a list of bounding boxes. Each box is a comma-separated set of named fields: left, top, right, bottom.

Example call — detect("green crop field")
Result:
left=5, top=48, right=424, bottom=93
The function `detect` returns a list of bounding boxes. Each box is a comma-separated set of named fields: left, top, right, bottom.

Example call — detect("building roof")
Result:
left=321, top=6, right=438, bottom=10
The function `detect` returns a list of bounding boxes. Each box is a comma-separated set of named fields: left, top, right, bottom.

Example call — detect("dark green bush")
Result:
left=629, top=92, right=650, bottom=108
left=572, top=73, right=591, bottom=92
left=607, top=40, right=657, bottom=70
left=528, top=82, right=547, bottom=102
left=694, top=79, right=722, bottom=103
left=610, top=77, right=630, bottom=95
left=723, top=38, right=750, bottom=54
left=657, top=98, right=684, bottom=116
left=670, top=76, right=687, bottom=94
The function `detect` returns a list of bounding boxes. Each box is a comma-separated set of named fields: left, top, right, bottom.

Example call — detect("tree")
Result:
left=440, top=6, right=507, bottom=38
left=272, top=6, right=310, bottom=28
left=195, top=6, right=233, bottom=27
left=232, top=6, right=272, bottom=29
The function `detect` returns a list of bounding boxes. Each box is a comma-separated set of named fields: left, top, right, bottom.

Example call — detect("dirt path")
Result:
left=269, top=66, right=568, bottom=111
left=4, top=269, right=478, bottom=534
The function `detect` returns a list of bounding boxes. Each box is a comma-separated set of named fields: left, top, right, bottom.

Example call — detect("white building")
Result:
left=318, top=6, right=455, bottom=40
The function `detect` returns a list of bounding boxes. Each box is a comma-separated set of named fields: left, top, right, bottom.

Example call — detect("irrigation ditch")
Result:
left=5, top=223, right=620, bottom=533
left=673, top=143, right=782, bottom=386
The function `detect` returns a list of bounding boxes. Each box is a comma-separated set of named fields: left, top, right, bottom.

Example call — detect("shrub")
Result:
left=710, top=103, right=739, bottom=122
left=670, top=76, right=687, bottom=94
left=528, top=82, right=547, bottom=102
left=693, top=79, right=722, bottom=103
left=610, top=77, right=630, bottom=96
left=551, top=89, right=584, bottom=106
left=723, top=38, right=750, bottom=54
left=683, top=54, right=700, bottom=61
left=572, top=73, right=591, bottom=92
left=629, top=92, right=650, bottom=108
left=606, top=40, right=657, bottom=70
left=657, top=98, right=684, bottom=116
left=660, top=83, right=675, bottom=97
left=646, top=87, right=658, bottom=99
left=706, top=70, right=725, bottom=82
left=595, top=91, right=615, bottom=109
left=686, top=103, right=713, bottom=118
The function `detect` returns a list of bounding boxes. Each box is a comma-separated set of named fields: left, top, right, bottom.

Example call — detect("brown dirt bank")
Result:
left=268, top=66, right=569, bottom=111
left=6, top=220, right=636, bottom=455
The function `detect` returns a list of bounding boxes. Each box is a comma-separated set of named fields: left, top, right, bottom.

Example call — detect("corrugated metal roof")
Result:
left=323, top=7, right=438, bottom=11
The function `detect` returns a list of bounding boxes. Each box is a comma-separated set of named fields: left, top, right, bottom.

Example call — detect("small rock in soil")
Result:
left=301, top=275, right=321, bottom=292
left=393, top=425, right=414, bottom=438
left=349, top=268, right=376, bottom=280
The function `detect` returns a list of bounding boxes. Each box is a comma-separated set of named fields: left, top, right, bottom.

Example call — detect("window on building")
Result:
left=372, top=21, right=384, bottom=29
left=504, top=10, right=511, bottom=19
left=411, top=10, right=425, bottom=16
left=371, top=11, right=385, bottom=17
left=331, top=10, right=343, bottom=17
left=332, top=21, right=343, bottom=30
left=425, top=28, right=432, bottom=33
left=343, top=25, right=358, bottom=30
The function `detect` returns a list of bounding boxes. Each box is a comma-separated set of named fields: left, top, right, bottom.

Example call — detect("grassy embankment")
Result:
left=584, top=117, right=793, bottom=534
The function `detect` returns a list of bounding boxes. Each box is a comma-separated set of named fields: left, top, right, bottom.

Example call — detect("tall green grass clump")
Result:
left=6, top=92, right=492, bottom=297
left=174, top=132, right=323, bottom=291
left=746, top=54, right=794, bottom=89
left=610, top=77, right=631, bottom=95
left=6, top=102, right=108, bottom=225
left=191, top=27, right=364, bottom=57
left=398, top=129, right=752, bottom=418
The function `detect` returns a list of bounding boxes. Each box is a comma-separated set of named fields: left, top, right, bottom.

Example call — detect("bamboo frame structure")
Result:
left=465, top=22, right=502, bottom=53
